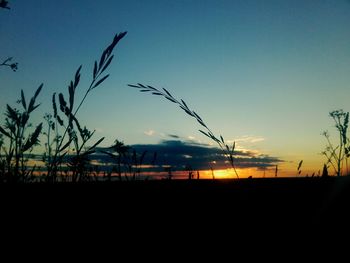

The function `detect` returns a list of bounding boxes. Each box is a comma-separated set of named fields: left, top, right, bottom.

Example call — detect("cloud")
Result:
left=168, top=134, right=180, bottom=139
left=144, top=130, right=155, bottom=136
left=94, top=139, right=283, bottom=173
left=229, top=136, right=265, bottom=144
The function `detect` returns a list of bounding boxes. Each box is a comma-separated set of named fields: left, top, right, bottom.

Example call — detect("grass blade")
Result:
left=0, top=126, right=12, bottom=139
left=21, top=90, right=26, bottom=110
left=93, top=61, right=98, bottom=79
left=101, top=55, right=114, bottom=74
left=34, top=84, right=43, bottom=99
left=92, top=74, right=110, bottom=90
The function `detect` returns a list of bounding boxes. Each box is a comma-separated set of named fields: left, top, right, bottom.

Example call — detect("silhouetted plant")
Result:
left=275, top=165, right=278, bottom=177
left=297, top=160, right=303, bottom=177
left=0, top=57, right=18, bottom=72
left=102, top=139, right=130, bottom=181
left=44, top=32, right=127, bottom=182
left=130, top=149, right=148, bottom=180
left=128, top=84, right=239, bottom=178
left=0, top=85, right=43, bottom=182
left=185, top=164, right=194, bottom=180
left=322, top=164, right=328, bottom=177
left=102, top=140, right=151, bottom=180
left=210, top=167, right=215, bottom=180
left=321, top=109, right=349, bottom=176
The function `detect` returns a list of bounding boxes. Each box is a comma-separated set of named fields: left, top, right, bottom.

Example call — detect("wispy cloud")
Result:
left=229, top=135, right=265, bottom=144
left=144, top=130, right=155, bottom=136
left=168, top=134, right=180, bottom=139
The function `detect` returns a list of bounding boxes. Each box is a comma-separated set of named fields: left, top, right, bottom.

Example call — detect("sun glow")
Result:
left=201, top=168, right=256, bottom=179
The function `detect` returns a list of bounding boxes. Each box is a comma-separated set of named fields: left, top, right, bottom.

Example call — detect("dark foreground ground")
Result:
left=2, top=177, right=350, bottom=223
left=2, top=177, right=347, bottom=254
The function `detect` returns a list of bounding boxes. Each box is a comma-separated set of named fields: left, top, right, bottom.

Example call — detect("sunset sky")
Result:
left=1, top=0, right=350, bottom=178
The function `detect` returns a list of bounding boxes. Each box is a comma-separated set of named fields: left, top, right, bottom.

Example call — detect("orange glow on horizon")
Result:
left=20, top=155, right=329, bottom=179
left=201, top=168, right=257, bottom=179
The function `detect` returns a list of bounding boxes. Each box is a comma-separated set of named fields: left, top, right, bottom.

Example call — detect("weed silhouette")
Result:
left=321, top=110, right=349, bottom=176
left=0, top=85, right=43, bottom=182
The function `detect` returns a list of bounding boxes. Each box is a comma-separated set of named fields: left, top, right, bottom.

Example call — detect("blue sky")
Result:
left=1, top=0, right=350, bottom=176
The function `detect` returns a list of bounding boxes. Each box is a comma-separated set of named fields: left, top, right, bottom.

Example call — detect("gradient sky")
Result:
left=1, top=0, right=350, bottom=177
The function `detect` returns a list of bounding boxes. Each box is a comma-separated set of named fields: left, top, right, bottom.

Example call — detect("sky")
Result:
left=1, top=0, right=350, bottom=178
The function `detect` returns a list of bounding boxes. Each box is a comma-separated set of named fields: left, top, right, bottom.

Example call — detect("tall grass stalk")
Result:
left=45, top=32, right=127, bottom=181
left=128, top=83, right=239, bottom=178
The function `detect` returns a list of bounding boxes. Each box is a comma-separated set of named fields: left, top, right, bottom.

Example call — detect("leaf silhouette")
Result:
left=179, top=105, right=194, bottom=117
left=99, top=49, right=108, bottom=70
left=181, top=99, right=189, bottom=110
left=0, top=126, right=12, bottom=139
left=58, top=93, right=68, bottom=113
left=6, top=105, right=19, bottom=122
left=59, top=139, right=72, bottom=153
left=74, top=65, right=82, bottom=87
left=163, top=88, right=173, bottom=98
left=165, top=96, right=177, bottom=103
left=34, top=84, right=43, bottom=100
left=21, top=90, right=26, bottom=110
left=93, top=61, right=98, bottom=79
left=128, top=84, right=141, bottom=89
left=86, top=137, right=105, bottom=153
left=193, top=111, right=203, bottom=122
left=92, top=74, right=109, bottom=90
left=101, top=55, right=114, bottom=74
left=52, top=93, right=58, bottom=118
left=220, top=135, right=225, bottom=144
left=147, top=85, right=157, bottom=91
left=199, top=129, right=210, bottom=139
left=297, top=160, right=303, bottom=171
left=22, top=123, right=43, bottom=151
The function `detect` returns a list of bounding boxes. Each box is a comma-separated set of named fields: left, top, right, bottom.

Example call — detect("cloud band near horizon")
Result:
left=93, top=139, right=283, bottom=172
